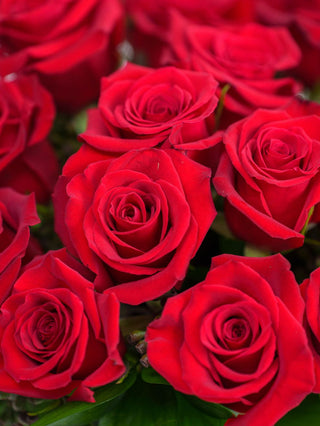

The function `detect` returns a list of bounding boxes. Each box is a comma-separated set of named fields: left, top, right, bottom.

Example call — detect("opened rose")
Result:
left=213, top=101, right=320, bottom=251
left=80, top=63, right=219, bottom=154
left=54, top=147, right=216, bottom=305
left=0, top=249, right=125, bottom=401
left=146, top=254, right=315, bottom=426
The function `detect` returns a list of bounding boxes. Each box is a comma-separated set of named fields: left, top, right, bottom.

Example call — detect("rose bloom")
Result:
left=126, top=0, right=254, bottom=35
left=0, top=188, right=40, bottom=305
left=79, top=63, right=220, bottom=156
left=0, top=249, right=125, bottom=401
left=213, top=100, right=320, bottom=251
left=0, top=73, right=58, bottom=203
left=163, top=15, right=301, bottom=119
left=0, top=0, right=124, bottom=111
left=300, top=267, right=320, bottom=393
left=124, top=0, right=254, bottom=66
left=146, top=254, right=315, bottom=426
left=53, top=147, right=216, bottom=305
left=255, top=0, right=320, bottom=86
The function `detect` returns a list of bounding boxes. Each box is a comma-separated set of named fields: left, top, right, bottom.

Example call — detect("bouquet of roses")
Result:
left=0, top=0, right=320, bottom=425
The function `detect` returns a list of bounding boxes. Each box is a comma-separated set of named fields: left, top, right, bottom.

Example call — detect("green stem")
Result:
left=304, top=238, right=320, bottom=247
left=215, top=84, right=230, bottom=130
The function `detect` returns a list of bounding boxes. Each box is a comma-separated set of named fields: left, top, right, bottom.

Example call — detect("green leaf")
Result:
left=310, top=81, right=320, bottom=102
left=244, top=244, right=270, bottom=257
left=71, top=109, right=88, bottom=135
left=141, top=367, right=170, bottom=386
left=183, top=394, right=237, bottom=420
left=98, top=378, right=177, bottom=426
left=0, top=392, right=11, bottom=400
left=175, top=393, right=231, bottom=426
left=32, top=368, right=137, bottom=426
left=276, top=394, right=320, bottom=425
left=99, top=377, right=234, bottom=426
left=0, top=401, right=9, bottom=418
left=27, top=399, right=62, bottom=417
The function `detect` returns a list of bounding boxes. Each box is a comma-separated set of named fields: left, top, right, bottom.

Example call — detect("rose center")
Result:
left=109, top=191, right=155, bottom=230
left=121, top=204, right=140, bottom=221
left=223, top=317, right=250, bottom=348
left=37, top=314, right=58, bottom=346
left=231, top=323, right=245, bottom=338
left=265, top=139, right=292, bottom=157
left=144, top=95, right=178, bottom=121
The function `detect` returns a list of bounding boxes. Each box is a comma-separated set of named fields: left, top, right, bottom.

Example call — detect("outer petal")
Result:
left=146, top=255, right=315, bottom=426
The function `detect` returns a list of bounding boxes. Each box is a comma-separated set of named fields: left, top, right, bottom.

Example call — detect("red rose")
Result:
left=255, top=0, right=320, bottom=86
left=0, top=0, right=124, bottom=111
left=213, top=102, right=320, bottom=251
left=0, top=249, right=125, bottom=402
left=0, top=188, right=40, bottom=305
left=0, top=73, right=58, bottom=203
left=163, top=14, right=301, bottom=118
left=146, top=254, right=315, bottom=426
left=301, top=267, right=320, bottom=393
left=126, top=0, right=254, bottom=37
left=53, top=147, right=216, bottom=305
left=80, top=63, right=219, bottom=155
left=125, top=0, right=254, bottom=66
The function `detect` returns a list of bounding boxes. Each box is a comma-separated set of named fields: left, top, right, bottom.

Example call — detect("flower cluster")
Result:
left=0, top=1, right=320, bottom=425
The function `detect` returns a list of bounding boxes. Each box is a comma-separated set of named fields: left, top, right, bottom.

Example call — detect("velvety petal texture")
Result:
left=213, top=100, right=320, bottom=251
left=146, top=254, right=315, bottom=426
left=124, top=0, right=255, bottom=67
left=79, top=63, right=220, bottom=155
left=0, top=73, right=58, bottom=203
left=0, top=188, right=40, bottom=306
left=53, top=146, right=216, bottom=305
left=163, top=12, right=301, bottom=118
left=256, top=0, right=320, bottom=86
left=300, top=267, right=320, bottom=393
left=0, top=249, right=125, bottom=401
left=0, top=0, right=125, bottom=111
